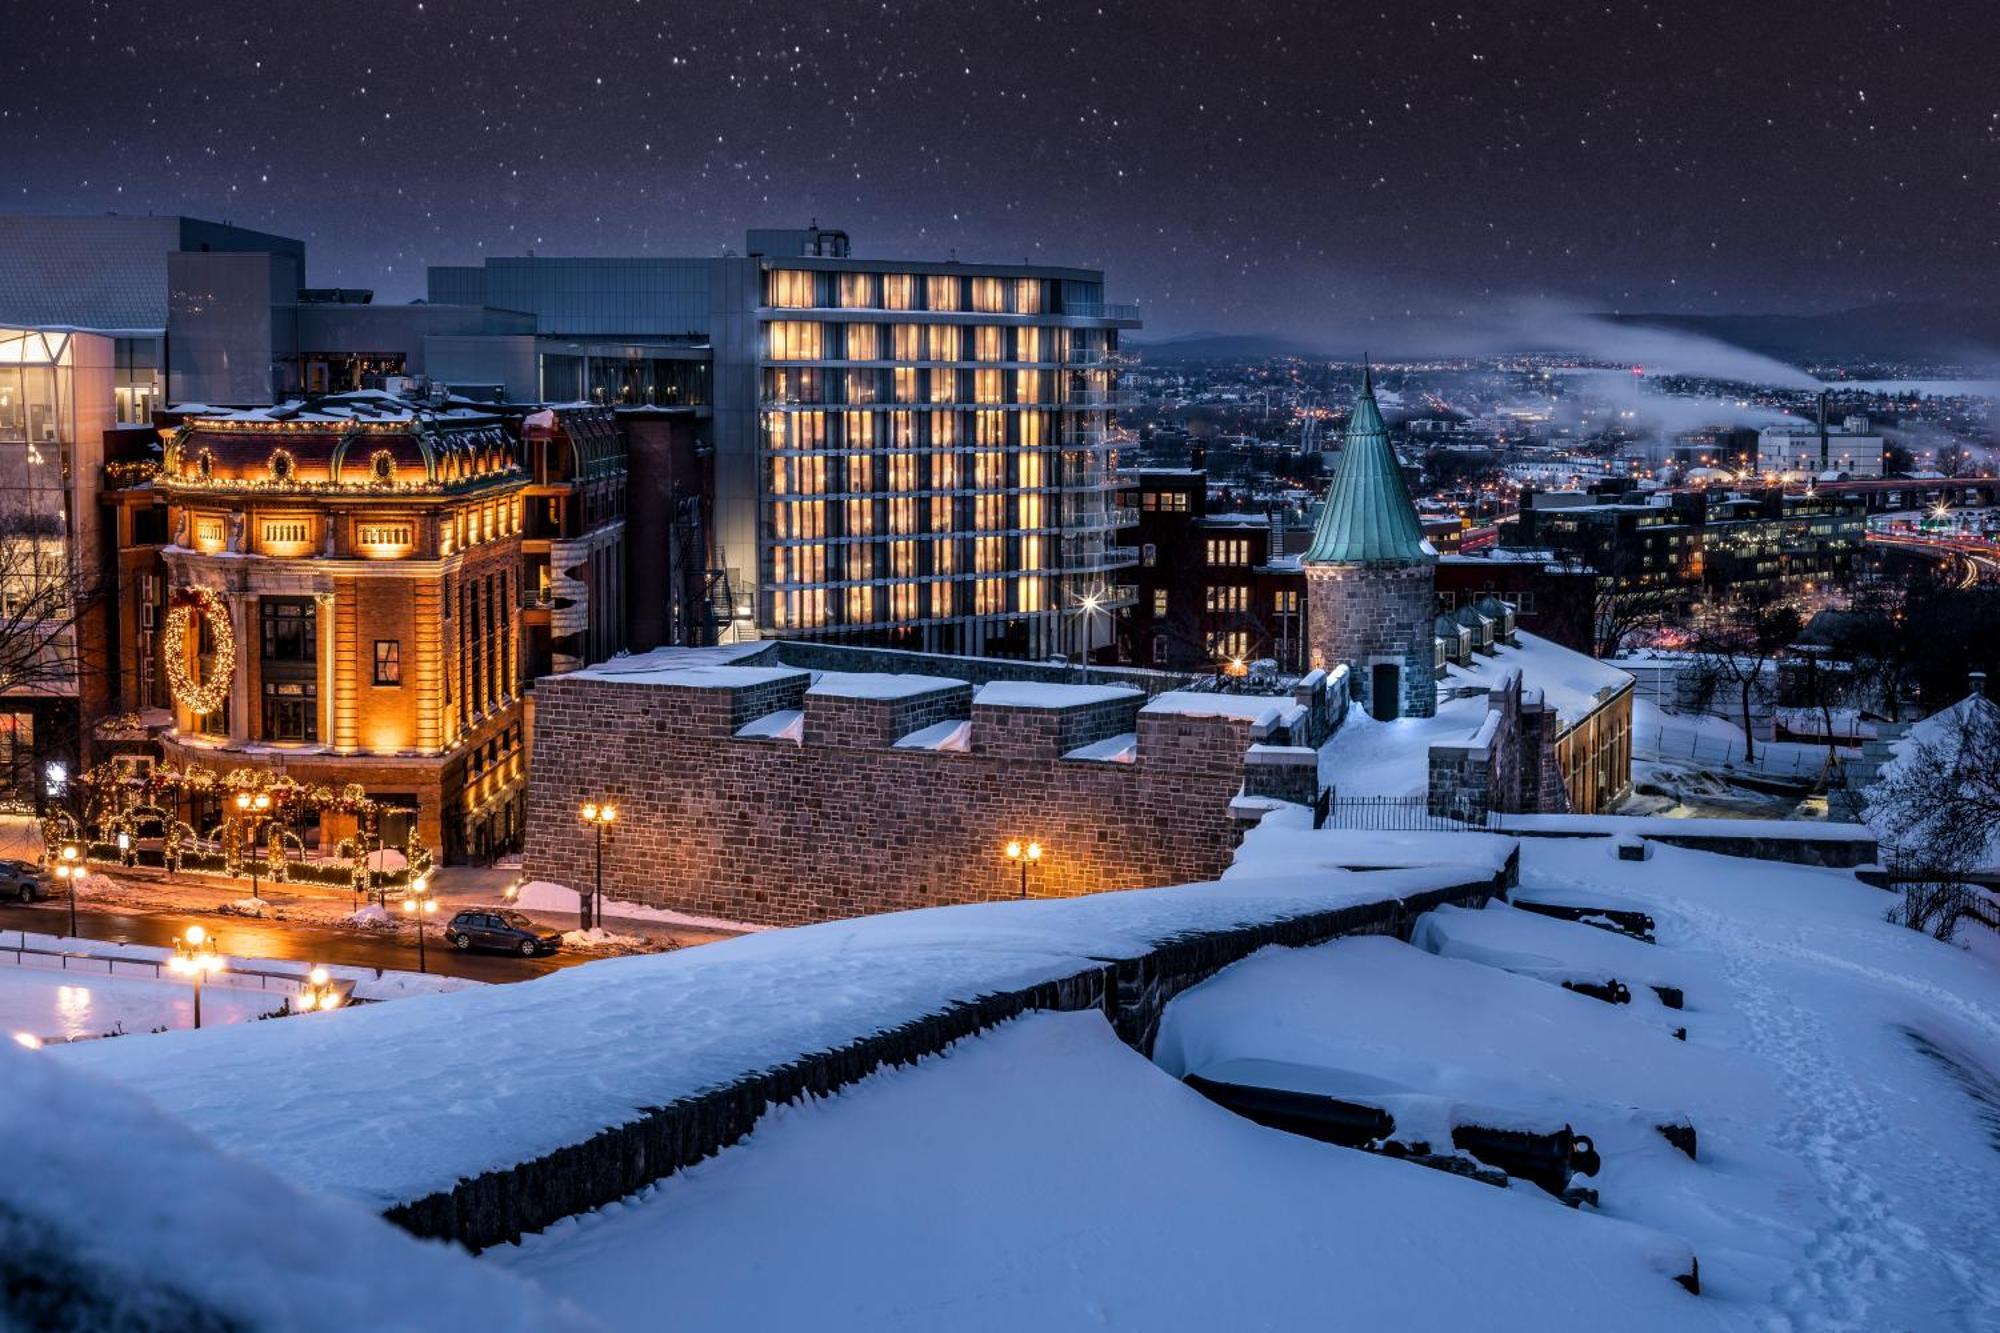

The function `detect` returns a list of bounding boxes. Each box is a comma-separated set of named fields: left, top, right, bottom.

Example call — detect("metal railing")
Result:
left=1631, top=725, right=1826, bottom=778
left=1061, top=302, right=1141, bottom=321
left=1319, top=795, right=1504, bottom=833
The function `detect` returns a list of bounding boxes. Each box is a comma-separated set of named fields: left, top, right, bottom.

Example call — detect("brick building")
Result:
left=152, top=390, right=530, bottom=859
left=522, top=641, right=1341, bottom=927
left=1123, top=469, right=1306, bottom=673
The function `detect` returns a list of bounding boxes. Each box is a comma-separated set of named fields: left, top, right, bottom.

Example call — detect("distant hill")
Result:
left=1611, top=301, right=2000, bottom=368
left=1126, top=331, right=1336, bottom=363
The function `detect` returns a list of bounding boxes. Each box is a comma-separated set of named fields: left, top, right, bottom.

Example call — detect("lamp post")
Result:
left=1004, top=839, right=1043, bottom=900
left=295, top=964, right=343, bottom=1013
left=234, top=789, right=273, bottom=902
left=401, top=874, right=437, bottom=973
left=168, top=925, right=224, bottom=1029
left=115, top=829, right=133, bottom=868
left=578, top=800, right=616, bottom=932
left=54, top=842, right=81, bottom=938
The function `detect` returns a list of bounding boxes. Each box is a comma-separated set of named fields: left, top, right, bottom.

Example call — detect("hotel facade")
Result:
left=151, top=392, right=529, bottom=859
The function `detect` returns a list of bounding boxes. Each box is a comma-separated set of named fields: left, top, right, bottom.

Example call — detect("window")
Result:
left=973, top=326, right=1004, bottom=361
left=971, top=277, right=1007, bottom=313
left=844, top=323, right=879, bottom=360
left=770, top=269, right=815, bottom=308
left=374, top=640, right=402, bottom=686
left=261, top=682, right=317, bottom=742
left=1142, top=492, right=1158, bottom=511
left=1205, top=585, right=1248, bottom=613
left=260, top=598, right=316, bottom=662
left=1205, top=538, right=1250, bottom=566
left=925, top=275, right=960, bottom=311
left=882, top=274, right=916, bottom=310
left=926, top=325, right=961, bottom=362
left=1142, top=543, right=1157, bottom=567
left=768, top=321, right=825, bottom=360
left=838, top=272, right=876, bottom=308
left=1152, top=636, right=1168, bottom=664
left=1152, top=589, right=1169, bottom=616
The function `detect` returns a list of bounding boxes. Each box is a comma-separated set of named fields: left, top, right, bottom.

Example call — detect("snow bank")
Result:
left=496, top=1011, right=1712, bottom=1332
left=54, top=864, right=1488, bottom=1211
left=511, top=879, right=762, bottom=934
left=0, top=1042, right=596, bottom=1331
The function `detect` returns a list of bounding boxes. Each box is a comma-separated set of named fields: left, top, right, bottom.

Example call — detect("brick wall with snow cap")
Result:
left=522, top=667, right=1275, bottom=927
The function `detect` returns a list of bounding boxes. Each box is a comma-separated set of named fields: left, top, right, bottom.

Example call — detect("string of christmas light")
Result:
left=161, top=586, right=235, bottom=715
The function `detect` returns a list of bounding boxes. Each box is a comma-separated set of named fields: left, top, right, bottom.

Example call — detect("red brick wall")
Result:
left=522, top=675, right=1253, bottom=926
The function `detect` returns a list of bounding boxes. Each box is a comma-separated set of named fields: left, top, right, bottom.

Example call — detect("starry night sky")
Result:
left=5, top=0, right=1995, bottom=341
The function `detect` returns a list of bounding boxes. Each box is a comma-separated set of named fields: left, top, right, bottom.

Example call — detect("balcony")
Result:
left=1060, top=505, right=1139, bottom=533
left=1061, top=302, right=1141, bottom=322
left=1060, top=544, right=1141, bottom=574
left=1065, top=388, right=1138, bottom=410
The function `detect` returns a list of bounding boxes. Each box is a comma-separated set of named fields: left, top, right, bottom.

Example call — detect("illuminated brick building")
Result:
left=153, top=390, right=529, bottom=860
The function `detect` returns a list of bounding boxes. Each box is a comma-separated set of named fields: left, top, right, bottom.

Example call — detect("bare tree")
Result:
left=1866, top=696, right=2000, bottom=941
left=0, top=513, right=94, bottom=695
left=1683, top=591, right=1803, bottom=763
left=1548, top=546, right=1685, bottom=659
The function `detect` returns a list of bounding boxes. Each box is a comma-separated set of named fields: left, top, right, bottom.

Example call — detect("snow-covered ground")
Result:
left=501, top=837, right=1999, bottom=1331
left=0, top=965, right=290, bottom=1042
left=53, top=861, right=1484, bottom=1211
left=495, top=1010, right=1715, bottom=1332
left=0, top=930, right=476, bottom=1044
left=0, top=1040, right=595, bottom=1331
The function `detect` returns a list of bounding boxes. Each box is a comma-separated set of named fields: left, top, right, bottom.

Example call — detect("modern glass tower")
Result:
left=427, top=227, right=1142, bottom=659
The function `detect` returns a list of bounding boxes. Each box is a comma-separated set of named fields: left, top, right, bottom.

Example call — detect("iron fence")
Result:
left=1319, top=795, right=1502, bottom=833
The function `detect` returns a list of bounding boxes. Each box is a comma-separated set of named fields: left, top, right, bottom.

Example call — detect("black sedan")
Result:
left=441, top=909, right=563, bottom=957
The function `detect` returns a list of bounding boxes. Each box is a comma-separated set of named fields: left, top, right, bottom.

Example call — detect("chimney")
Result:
left=1971, top=671, right=1988, bottom=698
left=1818, top=389, right=1830, bottom=471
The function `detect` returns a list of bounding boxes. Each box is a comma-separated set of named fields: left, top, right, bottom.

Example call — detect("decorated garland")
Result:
left=162, top=586, right=235, bottom=715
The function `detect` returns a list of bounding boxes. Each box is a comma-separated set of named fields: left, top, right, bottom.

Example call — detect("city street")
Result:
left=0, top=902, right=586, bottom=983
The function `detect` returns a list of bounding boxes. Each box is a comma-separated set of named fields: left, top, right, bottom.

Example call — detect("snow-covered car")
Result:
left=441, top=909, right=562, bottom=957
left=0, top=859, right=46, bottom=903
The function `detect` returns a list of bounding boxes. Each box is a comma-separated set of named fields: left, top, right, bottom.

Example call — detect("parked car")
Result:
left=441, top=909, right=562, bottom=957
left=0, top=859, right=46, bottom=903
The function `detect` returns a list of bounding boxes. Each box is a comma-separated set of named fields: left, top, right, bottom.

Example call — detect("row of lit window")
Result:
left=763, top=409, right=1053, bottom=450
left=765, top=367, right=1052, bottom=406
left=767, top=322, right=1060, bottom=363
left=769, top=452, right=1045, bottom=495
left=771, top=535, right=1048, bottom=583
left=770, top=575, right=1047, bottom=630
left=769, top=498, right=1049, bottom=540
left=770, top=270, right=1047, bottom=315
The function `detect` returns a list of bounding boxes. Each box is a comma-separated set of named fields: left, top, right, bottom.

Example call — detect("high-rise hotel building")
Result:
left=427, top=227, right=1141, bottom=658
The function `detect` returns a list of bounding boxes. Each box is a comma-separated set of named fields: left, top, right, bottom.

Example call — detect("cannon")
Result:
left=1560, top=977, right=1633, bottom=1006
left=1510, top=899, right=1656, bottom=943
left=1449, top=1122, right=1601, bottom=1198
left=1182, top=1074, right=1395, bottom=1149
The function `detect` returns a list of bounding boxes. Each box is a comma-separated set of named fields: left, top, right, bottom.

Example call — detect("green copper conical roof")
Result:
left=1304, top=368, right=1435, bottom=565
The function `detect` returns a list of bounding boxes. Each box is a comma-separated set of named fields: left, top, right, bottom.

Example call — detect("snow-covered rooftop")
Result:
left=804, top=671, right=966, bottom=701
left=1140, top=689, right=1305, bottom=731
left=973, top=680, right=1142, bottom=709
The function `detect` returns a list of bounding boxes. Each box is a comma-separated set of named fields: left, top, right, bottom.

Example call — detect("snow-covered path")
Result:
left=1520, top=840, right=2000, bottom=1330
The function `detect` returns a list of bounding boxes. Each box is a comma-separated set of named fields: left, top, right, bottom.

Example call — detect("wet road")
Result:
left=0, top=902, right=588, bottom=983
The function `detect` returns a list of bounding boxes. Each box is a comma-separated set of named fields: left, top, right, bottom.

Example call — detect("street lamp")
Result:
left=295, top=964, right=343, bottom=1013
left=168, top=925, right=224, bottom=1029
left=53, top=842, right=81, bottom=939
left=578, top=800, right=616, bottom=932
left=1004, top=839, right=1044, bottom=900
left=401, top=874, right=437, bottom=974
left=234, top=789, right=274, bottom=902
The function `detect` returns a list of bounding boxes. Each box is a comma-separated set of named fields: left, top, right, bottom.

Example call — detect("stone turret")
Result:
left=1303, top=368, right=1437, bottom=719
